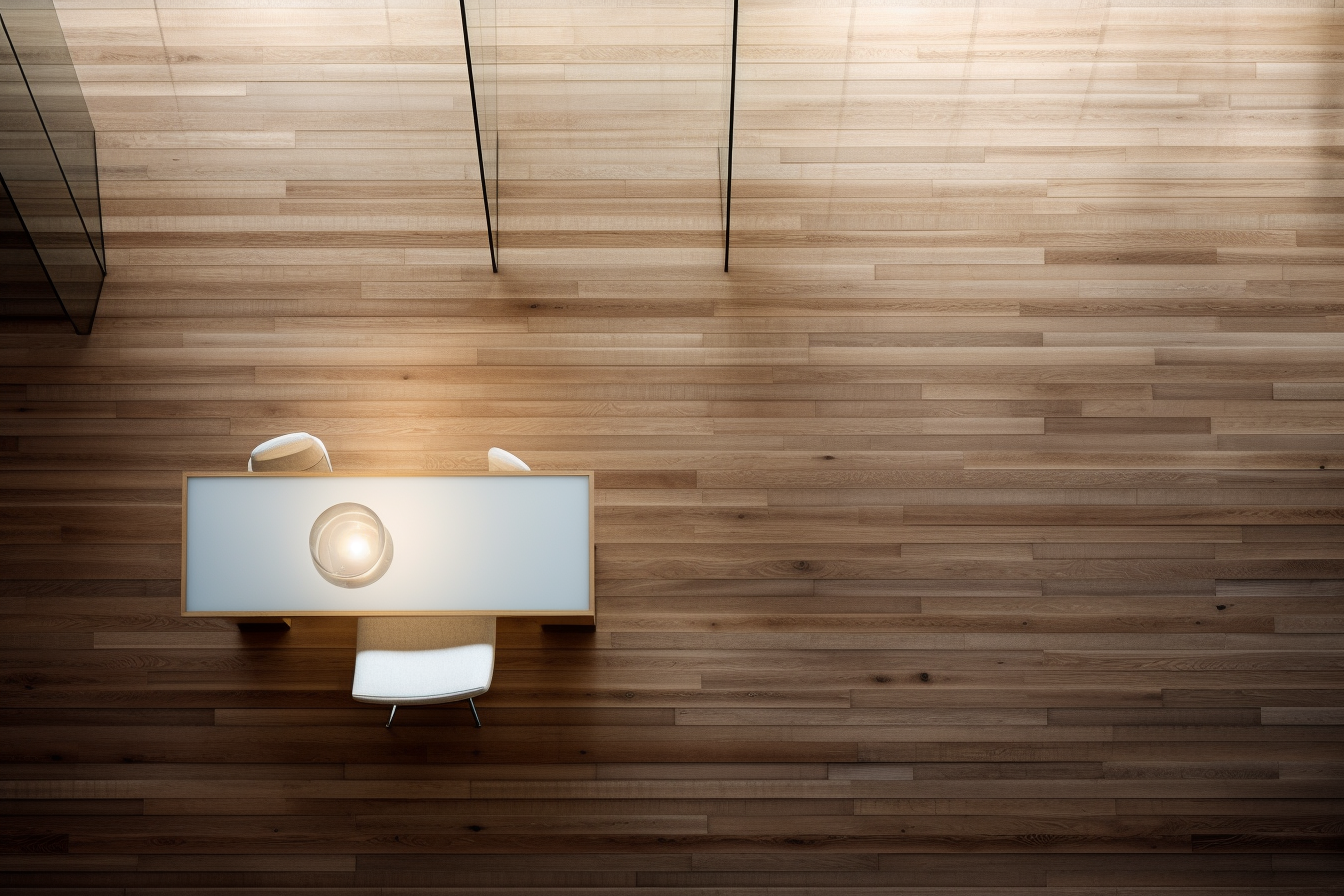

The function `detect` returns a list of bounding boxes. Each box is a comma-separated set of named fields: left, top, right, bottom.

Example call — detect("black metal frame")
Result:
left=724, top=0, right=740, bottom=271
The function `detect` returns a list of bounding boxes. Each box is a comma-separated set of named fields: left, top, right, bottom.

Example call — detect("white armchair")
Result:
left=352, top=616, right=495, bottom=728
left=487, top=446, right=530, bottom=472
left=349, top=449, right=526, bottom=728
left=249, top=432, right=332, bottom=472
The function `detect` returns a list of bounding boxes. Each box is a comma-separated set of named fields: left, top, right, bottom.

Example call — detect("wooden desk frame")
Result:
left=181, top=471, right=595, bottom=627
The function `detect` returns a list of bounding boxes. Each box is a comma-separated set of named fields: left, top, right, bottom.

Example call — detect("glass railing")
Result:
left=0, top=173, right=66, bottom=320
left=0, top=0, right=105, bottom=333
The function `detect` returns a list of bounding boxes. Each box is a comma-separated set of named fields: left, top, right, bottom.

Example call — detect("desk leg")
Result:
left=541, top=615, right=595, bottom=633
left=236, top=618, right=291, bottom=632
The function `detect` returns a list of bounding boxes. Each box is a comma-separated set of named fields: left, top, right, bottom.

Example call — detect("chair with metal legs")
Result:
left=349, top=448, right=524, bottom=728
left=352, top=616, right=495, bottom=728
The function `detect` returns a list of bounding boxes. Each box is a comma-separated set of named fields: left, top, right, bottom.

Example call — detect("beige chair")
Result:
left=249, top=432, right=332, bottom=472
left=349, top=449, right=525, bottom=728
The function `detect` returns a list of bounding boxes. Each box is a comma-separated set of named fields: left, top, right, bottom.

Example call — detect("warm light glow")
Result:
left=324, top=518, right=379, bottom=576
left=309, top=503, right=393, bottom=588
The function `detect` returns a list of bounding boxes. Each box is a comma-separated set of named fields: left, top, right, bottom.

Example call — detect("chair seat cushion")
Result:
left=353, top=641, right=494, bottom=704
left=352, top=616, right=495, bottom=705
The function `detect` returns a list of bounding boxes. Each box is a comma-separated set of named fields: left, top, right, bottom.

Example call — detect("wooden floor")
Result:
left=2, top=0, right=1343, bottom=889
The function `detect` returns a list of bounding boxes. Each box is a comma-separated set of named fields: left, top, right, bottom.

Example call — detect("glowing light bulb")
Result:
left=310, top=503, right=393, bottom=588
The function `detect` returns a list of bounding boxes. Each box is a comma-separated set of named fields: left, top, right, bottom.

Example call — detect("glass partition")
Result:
left=0, top=174, right=66, bottom=321
left=459, top=0, right=498, bottom=272
left=455, top=0, right=736, bottom=274
left=0, top=0, right=105, bottom=333
left=719, top=0, right=739, bottom=270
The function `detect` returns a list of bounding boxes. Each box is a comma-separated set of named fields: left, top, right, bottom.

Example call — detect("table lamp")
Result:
left=309, top=502, right=393, bottom=587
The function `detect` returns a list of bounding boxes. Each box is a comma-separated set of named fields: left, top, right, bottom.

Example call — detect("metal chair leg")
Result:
left=468, top=697, right=481, bottom=728
left=385, top=704, right=397, bottom=728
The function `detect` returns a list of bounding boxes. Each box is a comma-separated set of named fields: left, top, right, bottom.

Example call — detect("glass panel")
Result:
left=0, top=173, right=65, bottom=321
left=2, top=0, right=101, bottom=269
left=0, top=0, right=104, bottom=333
left=460, top=0, right=499, bottom=271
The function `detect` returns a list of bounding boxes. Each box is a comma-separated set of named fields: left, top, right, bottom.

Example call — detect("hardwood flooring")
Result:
left=1, top=0, right=1342, bottom=889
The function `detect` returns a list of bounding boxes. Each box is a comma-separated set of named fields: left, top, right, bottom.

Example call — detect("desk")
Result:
left=181, top=472, right=593, bottom=625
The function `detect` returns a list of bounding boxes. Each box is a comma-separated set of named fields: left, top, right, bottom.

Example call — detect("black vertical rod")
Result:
left=457, top=0, right=498, bottom=273
left=724, top=0, right=739, bottom=272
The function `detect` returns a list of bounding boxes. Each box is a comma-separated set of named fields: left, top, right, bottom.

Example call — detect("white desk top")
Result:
left=182, top=472, right=592, bottom=616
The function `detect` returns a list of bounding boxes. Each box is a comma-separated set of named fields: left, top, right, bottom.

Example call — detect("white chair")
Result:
left=350, top=449, right=526, bottom=728
left=249, top=432, right=332, bottom=472
left=238, top=433, right=331, bottom=632
left=353, top=616, right=495, bottom=728
left=488, top=446, right=530, bottom=472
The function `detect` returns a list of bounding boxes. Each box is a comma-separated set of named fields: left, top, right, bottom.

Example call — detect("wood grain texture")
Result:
left=1, top=0, right=1341, bottom=889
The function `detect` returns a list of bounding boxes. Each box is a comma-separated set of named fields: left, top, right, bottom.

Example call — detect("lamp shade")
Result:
left=309, top=502, right=393, bottom=588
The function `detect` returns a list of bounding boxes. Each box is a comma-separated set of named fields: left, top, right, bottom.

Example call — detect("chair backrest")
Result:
left=357, top=615, right=495, bottom=653
left=487, top=447, right=529, bottom=472
left=249, top=432, right=332, bottom=472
